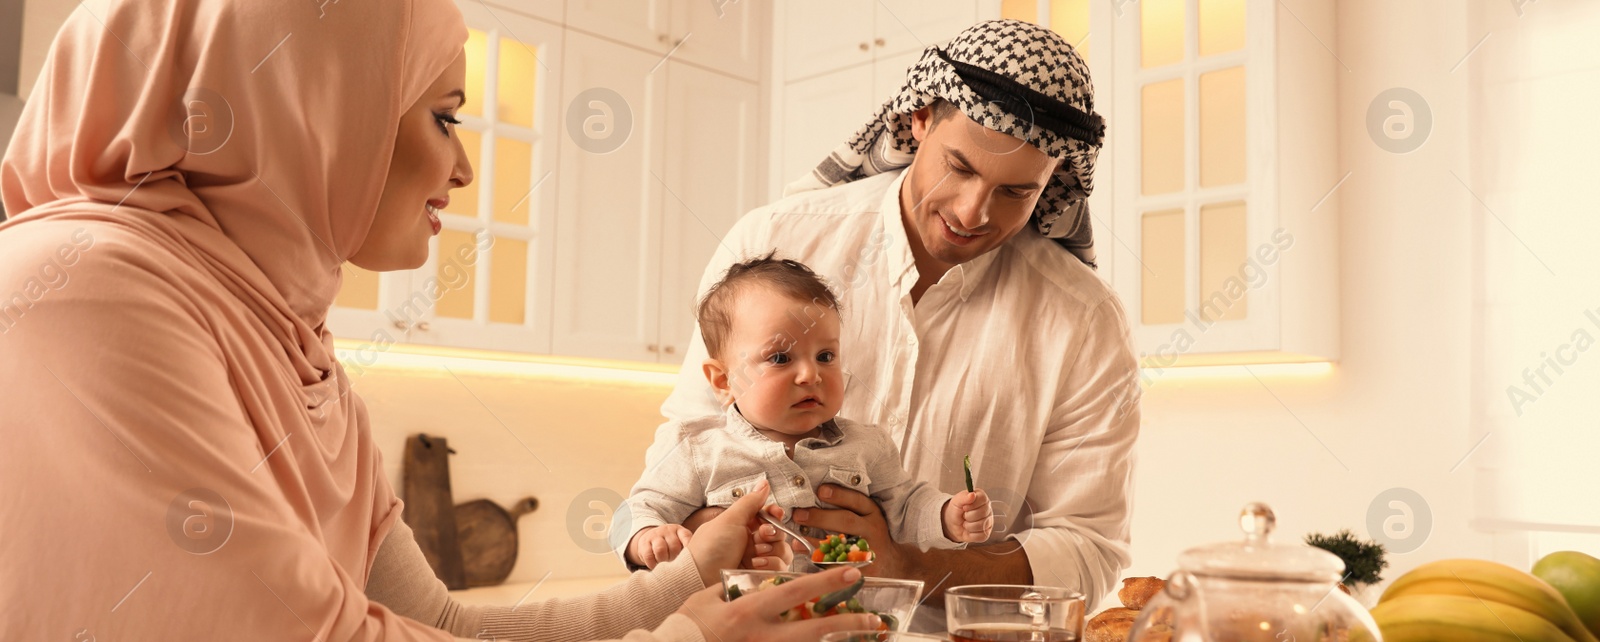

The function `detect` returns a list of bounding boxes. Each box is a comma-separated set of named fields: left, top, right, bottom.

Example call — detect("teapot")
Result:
left=1127, top=503, right=1382, bottom=642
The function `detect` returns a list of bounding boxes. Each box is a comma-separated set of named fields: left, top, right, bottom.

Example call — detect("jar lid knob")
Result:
left=1239, top=502, right=1276, bottom=545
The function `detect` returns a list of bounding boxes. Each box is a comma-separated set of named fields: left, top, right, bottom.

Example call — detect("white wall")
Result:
left=1119, top=0, right=1499, bottom=591
left=1469, top=0, right=1600, bottom=552
left=352, top=362, right=672, bottom=586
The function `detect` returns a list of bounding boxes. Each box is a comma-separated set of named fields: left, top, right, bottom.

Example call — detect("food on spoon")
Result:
left=812, top=533, right=874, bottom=564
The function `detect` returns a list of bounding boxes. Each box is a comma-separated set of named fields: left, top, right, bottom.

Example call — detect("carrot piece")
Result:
left=848, top=551, right=869, bottom=562
left=812, top=550, right=825, bottom=562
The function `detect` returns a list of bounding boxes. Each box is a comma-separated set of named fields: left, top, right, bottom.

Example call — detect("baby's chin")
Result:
left=759, top=410, right=836, bottom=434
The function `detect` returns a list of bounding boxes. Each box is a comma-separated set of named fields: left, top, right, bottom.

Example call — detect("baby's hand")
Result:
left=942, top=490, right=994, bottom=543
left=628, top=524, right=693, bottom=569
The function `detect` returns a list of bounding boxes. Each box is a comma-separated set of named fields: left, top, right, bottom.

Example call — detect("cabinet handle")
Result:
left=393, top=320, right=408, bottom=330
left=415, top=321, right=431, bottom=332
left=646, top=344, right=659, bottom=353
left=663, top=345, right=676, bottom=355
left=874, top=38, right=885, bottom=47
left=658, top=33, right=670, bottom=44
left=859, top=42, right=870, bottom=51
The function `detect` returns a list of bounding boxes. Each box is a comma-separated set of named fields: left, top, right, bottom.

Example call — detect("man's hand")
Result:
left=627, top=525, right=692, bottom=569
left=791, top=484, right=920, bottom=580
left=685, top=480, right=789, bottom=586
left=794, top=484, right=1033, bottom=602
left=942, top=489, right=994, bottom=543
left=675, top=567, right=881, bottom=641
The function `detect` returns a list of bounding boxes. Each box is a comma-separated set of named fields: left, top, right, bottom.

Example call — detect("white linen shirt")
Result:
left=656, top=169, right=1141, bottom=608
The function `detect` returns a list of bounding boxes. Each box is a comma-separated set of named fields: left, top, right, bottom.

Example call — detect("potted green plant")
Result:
left=1305, top=530, right=1389, bottom=607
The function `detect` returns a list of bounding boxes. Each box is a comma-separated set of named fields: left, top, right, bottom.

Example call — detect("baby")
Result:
left=618, top=253, right=992, bottom=570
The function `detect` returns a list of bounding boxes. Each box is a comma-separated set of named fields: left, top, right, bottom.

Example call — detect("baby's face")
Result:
left=714, top=287, right=845, bottom=435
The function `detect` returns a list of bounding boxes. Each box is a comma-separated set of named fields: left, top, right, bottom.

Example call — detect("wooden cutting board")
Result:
left=401, top=433, right=467, bottom=590
left=455, top=497, right=539, bottom=587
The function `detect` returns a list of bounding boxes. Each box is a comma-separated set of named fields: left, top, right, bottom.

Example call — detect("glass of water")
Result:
left=945, top=585, right=1085, bottom=642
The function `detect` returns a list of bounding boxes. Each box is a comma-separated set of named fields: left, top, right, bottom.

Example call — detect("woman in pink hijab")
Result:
left=0, top=0, right=880, bottom=640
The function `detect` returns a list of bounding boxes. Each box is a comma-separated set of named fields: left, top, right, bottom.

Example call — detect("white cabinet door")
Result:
left=782, top=0, right=875, bottom=81
left=552, top=30, right=668, bottom=363
left=564, top=0, right=673, bottom=53
left=873, top=0, right=977, bottom=57
left=779, top=64, right=875, bottom=188
left=669, top=0, right=765, bottom=81
left=657, top=62, right=762, bottom=365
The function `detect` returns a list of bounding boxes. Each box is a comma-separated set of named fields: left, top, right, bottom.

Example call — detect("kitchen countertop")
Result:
left=448, top=575, right=634, bottom=607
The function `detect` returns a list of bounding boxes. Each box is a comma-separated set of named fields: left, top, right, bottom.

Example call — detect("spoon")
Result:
left=758, top=511, right=874, bottom=569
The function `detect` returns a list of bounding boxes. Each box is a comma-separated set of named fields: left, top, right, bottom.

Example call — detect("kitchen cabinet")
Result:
left=781, top=0, right=976, bottom=82
left=771, top=1, right=979, bottom=190
left=778, top=64, right=874, bottom=190
left=657, top=61, right=764, bottom=363
left=1107, top=0, right=1339, bottom=366
left=551, top=35, right=762, bottom=365
left=330, top=0, right=764, bottom=365
left=564, top=0, right=763, bottom=81
left=549, top=30, right=666, bottom=363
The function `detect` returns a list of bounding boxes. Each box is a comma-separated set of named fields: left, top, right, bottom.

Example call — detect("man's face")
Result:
left=900, top=106, right=1060, bottom=268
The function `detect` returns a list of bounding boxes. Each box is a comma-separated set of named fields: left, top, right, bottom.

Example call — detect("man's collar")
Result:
left=880, top=169, right=1000, bottom=302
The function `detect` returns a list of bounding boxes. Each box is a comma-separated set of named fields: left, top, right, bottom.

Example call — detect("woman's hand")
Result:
left=675, top=567, right=882, bottom=641
left=744, top=504, right=794, bottom=570
left=686, top=480, right=789, bottom=586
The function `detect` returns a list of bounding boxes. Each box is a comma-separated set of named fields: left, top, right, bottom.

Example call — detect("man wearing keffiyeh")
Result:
left=657, top=19, right=1141, bottom=622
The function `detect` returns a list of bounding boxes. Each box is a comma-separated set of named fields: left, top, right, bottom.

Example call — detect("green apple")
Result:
left=1535, top=550, right=1600, bottom=639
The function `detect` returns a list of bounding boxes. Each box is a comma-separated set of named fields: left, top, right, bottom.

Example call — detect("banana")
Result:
left=1379, top=558, right=1600, bottom=642
left=1369, top=594, right=1578, bottom=642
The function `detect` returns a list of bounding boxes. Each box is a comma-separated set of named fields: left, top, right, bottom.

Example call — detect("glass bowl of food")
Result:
left=720, top=569, right=925, bottom=631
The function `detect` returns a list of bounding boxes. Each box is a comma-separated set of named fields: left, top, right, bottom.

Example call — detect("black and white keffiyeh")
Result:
left=784, top=19, right=1105, bottom=267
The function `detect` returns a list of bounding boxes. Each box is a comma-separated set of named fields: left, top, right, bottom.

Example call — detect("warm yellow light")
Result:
left=332, top=340, right=678, bottom=386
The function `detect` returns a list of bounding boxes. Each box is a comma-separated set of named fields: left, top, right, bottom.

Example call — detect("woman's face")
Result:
left=351, top=51, right=474, bottom=271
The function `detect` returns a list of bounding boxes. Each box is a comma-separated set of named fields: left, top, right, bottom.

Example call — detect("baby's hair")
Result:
left=697, top=252, right=842, bottom=360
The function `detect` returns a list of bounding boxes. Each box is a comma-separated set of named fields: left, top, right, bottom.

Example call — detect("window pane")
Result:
left=1199, top=200, right=1248, bottom=323
left=462, top=29, right=488, bottom=119
left=1199, top=66, right=1246, bottom=187
left=489, top=237, right=528, bottom=325
left=493, top=137, right=533, bottom=226
left=435, top=229, right=478, bottom=320
left=1199, top=0, right=1246, bottom=56
left=1050, top=0, right=1089, bottom=62
left=1141, top=78, right=1185, bottom=195
left=1141, top=209, right=1186, bottom=325
left=334, top=263, right=380, bottom=310
left=451, top=128, right=483, bottom=218
left=498, top=37, right=539, bottom=128
left=1001, top=0, right=1037, bottom=23
left=1141, top=0, right=1185, bottom=68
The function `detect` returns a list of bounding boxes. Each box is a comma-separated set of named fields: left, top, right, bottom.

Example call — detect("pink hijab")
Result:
left=0, top=0, right=466, bottom=638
